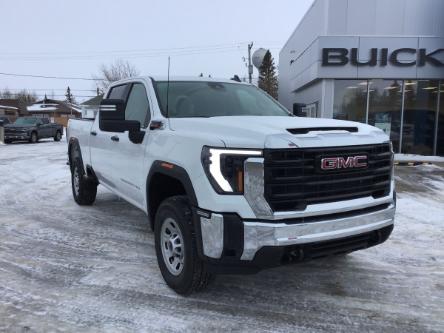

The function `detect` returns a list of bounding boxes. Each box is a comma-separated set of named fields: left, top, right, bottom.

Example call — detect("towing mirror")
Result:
left=99, top=99, right=144, bottom=144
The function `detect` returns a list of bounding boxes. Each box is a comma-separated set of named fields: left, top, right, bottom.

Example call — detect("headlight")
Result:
left=201, top=147, right=262, bottom=194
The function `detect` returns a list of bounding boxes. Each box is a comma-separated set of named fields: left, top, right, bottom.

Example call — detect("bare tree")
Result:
left=0, top=88, right=13, bottom=99
left=0, top=88, right=37, bottom=103
left=14, top=89, right=38, bottom=104
left=94, top=59, right=140, bottom=91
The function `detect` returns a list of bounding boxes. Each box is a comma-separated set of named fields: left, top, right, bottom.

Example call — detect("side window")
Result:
left=41, top=118, right=50, bottom=124
left=108, top=84, right=128, bottom=100
left=125, top=83, right=150, bottom=128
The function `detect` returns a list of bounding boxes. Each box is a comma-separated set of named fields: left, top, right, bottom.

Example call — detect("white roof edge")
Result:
left=0, top=105, right=19, bottom=110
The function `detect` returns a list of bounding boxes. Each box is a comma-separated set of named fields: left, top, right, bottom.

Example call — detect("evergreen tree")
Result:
left=258, top=50, right=278, bottom=99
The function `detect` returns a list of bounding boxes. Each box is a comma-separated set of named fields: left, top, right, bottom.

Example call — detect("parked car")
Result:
left=4, top=117, right=63, bottom=143
left=67, top=76, right=396, bottom=295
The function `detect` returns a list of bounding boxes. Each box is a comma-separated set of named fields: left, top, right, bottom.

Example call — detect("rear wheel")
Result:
left=30, top=131, right=38, bottom=143
left=54, top=130, right=62, bottom=141
left=70, top=148, right=97, bottom=205
left=154, top=195, right=213, bottom=295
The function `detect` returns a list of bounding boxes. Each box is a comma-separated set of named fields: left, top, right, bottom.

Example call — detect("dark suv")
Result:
left=4, top=117, right=63, bottom=143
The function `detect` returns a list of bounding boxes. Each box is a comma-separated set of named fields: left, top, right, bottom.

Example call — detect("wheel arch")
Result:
left=68, top=138, right=98, bottom=184
left=146, top=161, right=198, bottom=230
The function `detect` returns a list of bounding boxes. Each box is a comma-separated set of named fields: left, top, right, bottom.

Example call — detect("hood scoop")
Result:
left=287, top=127, right=358, bottom=135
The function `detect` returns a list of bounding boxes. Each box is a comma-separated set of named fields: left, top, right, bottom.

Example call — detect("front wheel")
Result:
left=30, top=131, right=38, bottom=143
left=54, top=130, right=62, bottom=141
left=154, top=195, right=213, bottom=295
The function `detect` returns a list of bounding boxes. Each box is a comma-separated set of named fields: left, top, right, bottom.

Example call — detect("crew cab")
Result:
left=67, top=76, right=396, bottom=294
left=5, top=117, right=63, bottom=143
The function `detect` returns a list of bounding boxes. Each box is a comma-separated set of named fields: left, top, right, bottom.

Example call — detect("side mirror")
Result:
left=292, top=103, right=307, bottom=116
left=99, top=99, right=145, bottom=144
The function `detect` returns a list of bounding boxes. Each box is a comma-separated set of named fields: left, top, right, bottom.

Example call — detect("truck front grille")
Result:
left=263, top=143, right=392, bottom=212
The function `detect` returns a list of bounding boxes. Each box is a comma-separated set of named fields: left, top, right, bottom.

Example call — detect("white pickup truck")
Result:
left=67, top=76, right=396, bottom=294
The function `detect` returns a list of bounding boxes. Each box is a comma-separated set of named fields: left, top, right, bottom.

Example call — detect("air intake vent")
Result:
left=287, top=127, right=358, bottom=135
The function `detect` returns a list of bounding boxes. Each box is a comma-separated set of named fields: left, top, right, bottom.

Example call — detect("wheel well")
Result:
left=148, top=173, right=187, bottom=229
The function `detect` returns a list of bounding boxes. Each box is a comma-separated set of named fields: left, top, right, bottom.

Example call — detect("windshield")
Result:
left=154, top=81, right=291, bottom=118
left=14, top=118, right=38, bottom=125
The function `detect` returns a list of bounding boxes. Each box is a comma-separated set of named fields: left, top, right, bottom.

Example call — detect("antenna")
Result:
left=166, top=56, right=171, bottom=118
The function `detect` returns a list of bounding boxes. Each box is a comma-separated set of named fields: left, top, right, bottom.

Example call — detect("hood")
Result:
left=4, top=124, right=33, bottom=129
left=169, top=116, right=389, bottom=149
left=5, top=124, right=35, bottom=128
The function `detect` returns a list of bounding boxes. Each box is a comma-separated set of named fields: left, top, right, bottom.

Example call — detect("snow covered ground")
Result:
left=0, top=139, right=443, bottom=333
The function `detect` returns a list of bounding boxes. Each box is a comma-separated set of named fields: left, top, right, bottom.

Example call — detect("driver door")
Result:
left=107, top=82, right=152, bottom=208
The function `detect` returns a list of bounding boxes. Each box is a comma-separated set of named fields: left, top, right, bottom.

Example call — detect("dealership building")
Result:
left=278, top=0, right=444, bottom=155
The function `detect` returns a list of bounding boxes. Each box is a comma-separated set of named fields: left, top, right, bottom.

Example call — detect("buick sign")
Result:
left=322, top=48, right=444, bottom=67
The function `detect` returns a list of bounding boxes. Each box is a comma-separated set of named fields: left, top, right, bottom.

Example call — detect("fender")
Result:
left=146, top=160, right=198, bottom=225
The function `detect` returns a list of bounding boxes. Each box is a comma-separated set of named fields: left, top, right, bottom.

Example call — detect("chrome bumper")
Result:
left=240, top=204, right=395, bottom=260
left=199, top=204, right=395, bottom=261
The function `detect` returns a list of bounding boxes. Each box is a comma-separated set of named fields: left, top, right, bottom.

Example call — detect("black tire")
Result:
left=154, top=195, right=213, bottom=295
left=30, top=131, right=38, bottom=143
left=70, top=150, right=97, bottom=205
left=54, top=130, right=62, bottom=142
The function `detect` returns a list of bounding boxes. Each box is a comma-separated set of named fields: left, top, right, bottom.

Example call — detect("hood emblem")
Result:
left=321, top=155, right=368, bottom=170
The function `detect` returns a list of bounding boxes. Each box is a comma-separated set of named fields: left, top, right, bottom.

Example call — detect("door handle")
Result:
left=111, top=135, right=119, bottom=142
left=90, top=131, right=97, bottom=136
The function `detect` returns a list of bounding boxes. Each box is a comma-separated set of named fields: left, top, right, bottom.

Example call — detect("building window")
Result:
left=333, top=80, right=368, bottom=123
left=401, top=80, right=439, bottom=155
left=333, top=79, right=443, bottom=155
left=368, top=80, right=403, bottom=152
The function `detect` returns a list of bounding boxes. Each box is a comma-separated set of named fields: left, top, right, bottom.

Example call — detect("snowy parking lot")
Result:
left=0, top=139, right=443, bottom=333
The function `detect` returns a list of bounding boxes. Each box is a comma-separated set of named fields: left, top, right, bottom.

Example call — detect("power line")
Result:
left=2, top=88, right=96, bottom=92
left=0, top=72, right=99, bottom=81
left=0, top=41, right=284, bottom=57
left=0, top=44, right=283, bottom=62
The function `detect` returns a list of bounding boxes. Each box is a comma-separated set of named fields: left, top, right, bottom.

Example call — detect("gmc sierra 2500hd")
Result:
left=67, top=77, right=395, bottom=294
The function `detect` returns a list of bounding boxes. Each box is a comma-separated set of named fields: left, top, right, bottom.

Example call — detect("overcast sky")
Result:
left=0, top=0, right=313, bottom=101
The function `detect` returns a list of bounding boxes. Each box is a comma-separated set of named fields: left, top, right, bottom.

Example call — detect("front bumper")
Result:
left=241, top=203, right=395, bottom=260
left=5, top=133, right=30, bottom=141
left=195, top=203, right=395, bottom=273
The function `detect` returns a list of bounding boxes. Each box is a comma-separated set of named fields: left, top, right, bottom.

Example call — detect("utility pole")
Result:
left=247, top=42, right=254, bottom=84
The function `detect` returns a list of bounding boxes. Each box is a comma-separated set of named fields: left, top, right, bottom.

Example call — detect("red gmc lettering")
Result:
left=321, top=157, right=338, bottom=170
left=321, top=156, right=368, bottom=170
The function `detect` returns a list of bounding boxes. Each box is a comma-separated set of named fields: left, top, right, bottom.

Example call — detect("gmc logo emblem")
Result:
left=321, top=156, right=368, bottom=170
